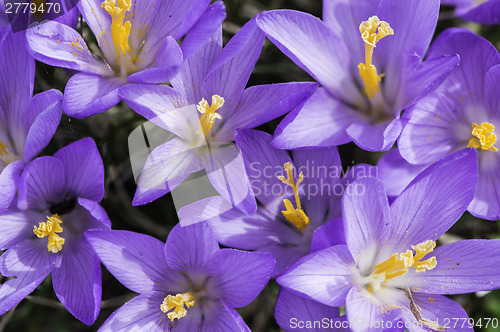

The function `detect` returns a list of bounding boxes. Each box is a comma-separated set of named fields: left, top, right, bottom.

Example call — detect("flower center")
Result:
left=467, top=122, right=498, bottom=152
left=33, top=214, right=65, bottom=253
left=0, top=141, right=9, bottom=158
left=197, top=95, right=224, bottom=136
left=277, top=162, right=310, bottom=230
left=160, top=292, right=196, bottom=321
left=358, top=16, right=394, bottom=99
left=368, top=240, right=437, bottom=293
left=101, top=0, right=132, bottom=58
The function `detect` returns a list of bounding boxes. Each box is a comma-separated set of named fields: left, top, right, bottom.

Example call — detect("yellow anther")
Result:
left=101, top=0, right=132, bottom=57
left=468, top=122, right=498, bottom=152
left=197, top=95, right=224, bottom=136
left=277, top=162, right=310, bottom=230
left=358, top=16, right=394, bottom=99
left=370, top=240, right=437, bottom=292
left=33, top=214, right=65, bottom=253
left=0, top=141, right=9, bottom=157
left=160, top=292, right=195, bottom=321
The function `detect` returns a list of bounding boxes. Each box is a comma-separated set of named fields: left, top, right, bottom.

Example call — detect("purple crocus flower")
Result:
left=121, top=16, right=318, bottom=218
left=381, top=29, right=500, bottom=220
left=442, top=0, right=500, bottom=24
left=0, top=29, right=62, bottom=213
left=255, top=0, right=459, bottom=152
left=85, top=222, right=275, bottom=331
left=205, top=129, right=375, bottom=277
left=277, top=149, right=500, bottom=331
left=26, top=0, right=215, bottom=118
left=0, top=138, right=110, bottom=325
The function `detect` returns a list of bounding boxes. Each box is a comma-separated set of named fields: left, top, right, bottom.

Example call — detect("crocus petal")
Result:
left=277, top=245, right=354, bottom=307
left=128, top=36, right=183, bottom=84
left=216, top=82, right=319, bottom=141
left=23, top=89, right=63, bottom=161
left=460, top=0, right=500, bottom=24
left=53, top=138, right=104, bottom=202
left=403, top=240, right=500, bottom=295
left=427, top=28, right=500, bottom=107
left=125, top=0, right=162, bottom=53
left=0, top=239, right=59, bottom=315
left=323, top=0, right=379, bottom=68
left=178, top=1, right=225, bottom=65
left=17, top=156, right=65, bottom=211
left=327, top=164, right=379, bottom=221
left=165, top=222, right=221, bottom=275
left=377, top=148, right=426, bottom=197
left=136, top=0, right=211, bottom=68
left=133, top=138, right=203, bottom=206
left=52, top=240, right=101, bottom=325
left=142, top=0, right=211, bottom=48
left=78, top=197, right=112, bottom=229
left=0, top=208, right=40, bottom=250
left=98, top=292, right=171, bottom=332
left=0, top=29, right=34, bottom=134
left=396, top=53, right=460, bottom=110
left=389, top=148, right=478, bottom=250
left=77, top=0, right=117, bottom=66
left=346, top=286, right=387, bottom=332
left=377, top=0, right=440, bottom=105
left=0, top=161, right=24, bottom=213
left=310, top=218, right=346, bottom=253
left=63, top=73, right=126, bottom=118
left=119, top=83, right=189, bottom=137
left=347, top=117, right=403, bottom=152
left=207, top=207, right=294, bottom=251
left=399, top=92, right=458, bottom=165
left=202, top=18, right=265, bottom=115
left=342, top=177, right=391, bottom=258
left=469, top=168, right=500, bottom=220
left=201, top=300, right=250, bottom=332
left=26, top=21, right=111, bottom=75
left=292, top=146, right=341, bottom=225
left=178, top=196, right=234, bottom=226
left=203, top=143, right=257, bottom=215
left=217, top=249, right=275, bottom=308
left=485, top=64, right=500, bottom=117
left=86, top=229, right=183, bottom=294
left=263, top=245, right=310, bottom=278
left=400, top=293, right=472, bottom=332
left=256, top=10, right=359, bottom=104
left=172, top=27, right=222, bottom=105
left=275, top=288, right=340, bottom=332
left=273, top=88, right=365, bottom=149
left=172, top=305, right=203, bottom=331
left=234, top=129, right=292, bottom=215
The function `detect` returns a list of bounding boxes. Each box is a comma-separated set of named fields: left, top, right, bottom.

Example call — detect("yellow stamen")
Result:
left=0, top=141, right=9, bottom=157
left=33, top=214, right=65, bottom=253
left=370, top=240, right=437, bottom=292
left=468, top=122, right=498, bottom=152
left=358, top=16, right=394, bottom=99
left=101, top=0, right=132, bottom=57
left=197, top=95, right=224, bottom=136
left=277, top=162, right=310, bottom=230
left=160, top=292, right=195, bottom=321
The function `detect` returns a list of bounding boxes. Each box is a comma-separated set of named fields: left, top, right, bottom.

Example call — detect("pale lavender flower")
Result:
left=278, top=149, right=500, bottom=331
